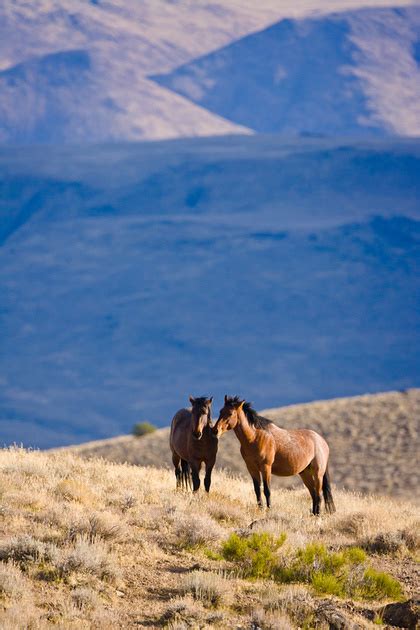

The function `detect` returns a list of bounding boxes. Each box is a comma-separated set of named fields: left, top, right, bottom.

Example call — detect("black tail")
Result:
left=322, top=466, right=336, bottom=514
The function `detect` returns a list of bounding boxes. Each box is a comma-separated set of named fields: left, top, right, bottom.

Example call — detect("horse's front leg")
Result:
left=190, top=460, right=201, bottom=492
left=261, top=464, right=272, bottom=509
left=204, top=457, right=216, bottom=493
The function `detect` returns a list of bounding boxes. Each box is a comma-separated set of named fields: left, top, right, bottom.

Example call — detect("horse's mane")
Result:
left=225, top=396, right=273, bottom=430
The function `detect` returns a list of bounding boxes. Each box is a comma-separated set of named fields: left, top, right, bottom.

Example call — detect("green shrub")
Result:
left=276, top=543, right=400, bottom=601
left=343, top=547, right=367, bottom=564
left=357, top=568, right=402, bottom=600
left=219, top=534, right=402, bottom=601
left=221, top=532, right=286, bottom=579
left=132, top=422, right=156, bottom=437
left=311, top=571, right=344, bottom=596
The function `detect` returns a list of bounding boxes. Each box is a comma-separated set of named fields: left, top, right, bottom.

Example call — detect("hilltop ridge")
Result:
left=58, top=389, right=420, bottom=501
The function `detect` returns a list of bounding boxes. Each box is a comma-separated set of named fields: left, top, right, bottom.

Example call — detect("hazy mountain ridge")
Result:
left=153, top=6, right=420, bottom=137
left=0, top=0, right=415, bottom=143
left=0, top=136, right=419, bottom=448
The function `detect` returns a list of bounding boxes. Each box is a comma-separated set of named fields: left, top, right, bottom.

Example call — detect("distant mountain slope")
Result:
left=0, top=0, right=414, bottom=143
left=153, top=6, right=420, bottom=137
left=0, top=136, right=419, bottom=448
left=57, top=390, right=420, bottom=500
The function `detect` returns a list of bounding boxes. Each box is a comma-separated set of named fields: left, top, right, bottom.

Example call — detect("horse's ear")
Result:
left=224, top=394, right=228, bottom=404
left=208, top=396, right=213, bottom=405
left=189, top=395, right=195, bottom=405
left=237, top=400, right=245, bottom=411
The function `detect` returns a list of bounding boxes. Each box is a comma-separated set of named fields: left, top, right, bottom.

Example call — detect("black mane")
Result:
left=225, top=396, right=273, bottom=430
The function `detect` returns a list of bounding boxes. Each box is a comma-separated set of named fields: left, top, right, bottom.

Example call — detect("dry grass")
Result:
left=0, top=447, right=419, bottom=628
left=59, top=389, right=420, bottom=501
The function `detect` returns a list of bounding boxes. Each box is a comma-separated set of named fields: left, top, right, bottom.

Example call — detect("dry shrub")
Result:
left=0, top=562, right=29, bottom=600
left=400, top=523, right=420, bottom=551
left=71, top=586, right=100, bottom=611
left=164, top=595, right=207, bottom=624
left=120, top=493, right=137, bottom=512
left=2, top=457, right=52, bottom=479
left=0, top=534, right=59, bottom=567
left=206, top=499, right=246, bottom=525
left=0, top=599, right=39, bottom=630
left=260, top=583, right=314, bottom=621
left=336, top=512, right=372, bottom=537
left=55, top=479, right=96, bottom=504
left=362, top=525, right=419, bottom=555
left=250, top=607, right=294, bottom=630
left=181, top=570, right=233, bottom=607
left=59, top=535, right=119, bottom=581
left=88, top=607, right=119, bottom=629
left=68, top=512, right=124, bottom=543
left=249, top=583, right=315, bottom=628
left=363, top=531, right=407, bottom=555
left=173, top=511, right=224, bottom=548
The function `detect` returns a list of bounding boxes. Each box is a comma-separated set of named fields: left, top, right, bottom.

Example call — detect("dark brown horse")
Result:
left=213, top=396, right=335, bottom=515
left=170, top=396, right=218, bottom=492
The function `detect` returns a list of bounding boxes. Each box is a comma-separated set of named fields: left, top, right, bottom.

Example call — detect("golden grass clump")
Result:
left=0, top=447, right=418, bottom=628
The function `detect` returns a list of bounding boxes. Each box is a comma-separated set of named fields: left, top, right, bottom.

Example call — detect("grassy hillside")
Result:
left=62, top=390, right=420, bottom=501
left=0, top=447, right=418, bottom=628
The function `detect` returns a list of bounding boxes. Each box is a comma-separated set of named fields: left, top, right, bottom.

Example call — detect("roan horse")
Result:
left=170, top=396, right=218, bottom=492
left=212, top=396, right=335, bottom=515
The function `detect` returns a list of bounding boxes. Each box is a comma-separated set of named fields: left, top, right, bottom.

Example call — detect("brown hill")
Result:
left=58, top=390, right=420, bottom=501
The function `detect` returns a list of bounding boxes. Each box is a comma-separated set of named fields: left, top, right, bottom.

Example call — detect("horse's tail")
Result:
left=322, top=466, right=336, bottom=514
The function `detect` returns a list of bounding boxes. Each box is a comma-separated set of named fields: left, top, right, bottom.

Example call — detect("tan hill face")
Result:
left=0, top=447, right=418, bottom=628
left=60, top=389, right=420, bottom=501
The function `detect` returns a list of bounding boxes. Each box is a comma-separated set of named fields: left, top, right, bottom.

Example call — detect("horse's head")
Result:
left=212, top=395, right=245, bottom=437
left=189, top=396, right=213, bottom=440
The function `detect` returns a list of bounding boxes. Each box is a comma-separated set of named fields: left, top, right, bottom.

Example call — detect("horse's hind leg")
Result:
left=180, top=459, right=191, bottom=490
left=299, top=466, right=320, bottom=515
left=172, top=452, right=181, bottom=488
left=261, top=464, right=272, bottom=508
